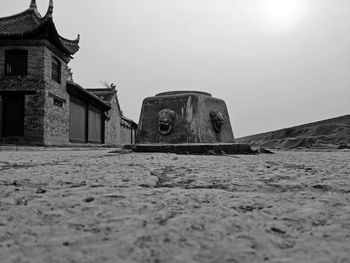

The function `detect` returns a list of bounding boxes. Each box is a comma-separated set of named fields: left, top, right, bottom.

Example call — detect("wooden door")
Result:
left=87, top=105, right=102, bottom=143
left=69, top=99, right=86, bottom=143
left=3, top=94, right=25, bottom=136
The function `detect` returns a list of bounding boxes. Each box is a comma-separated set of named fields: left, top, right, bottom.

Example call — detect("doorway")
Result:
left=3, top=94, right=25, bottom=136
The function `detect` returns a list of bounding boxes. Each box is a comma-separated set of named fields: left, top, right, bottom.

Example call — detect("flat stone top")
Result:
left=155, top=91, right=212, bottom=97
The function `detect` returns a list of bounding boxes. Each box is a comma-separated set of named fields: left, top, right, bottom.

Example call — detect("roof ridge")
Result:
left=0, top=0, right=55, bottom=22
left=42, top=0, right=54, bottom=19
left=0, top=1, right=79, bottom=56
left=67, top=81, right=112, bottom=110
left=0, top=9, right=39, bottom=22
left=86, top=88, right=115, bottom=91
left=29, top=0, right=37, bottom=9
left=59, top=34, right=80, bottom=44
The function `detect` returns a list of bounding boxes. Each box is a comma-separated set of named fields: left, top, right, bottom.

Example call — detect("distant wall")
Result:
left=120, top=119, right=137, bottom=145
left=238, top=114, right=350, bottom=141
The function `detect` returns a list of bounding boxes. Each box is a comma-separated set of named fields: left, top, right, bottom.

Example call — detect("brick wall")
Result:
left=0, top=45, right=46, bottom=144
left=42, top=47, right=70, bottom=145
left=0, top=40, right=132, bottom=146
left=0, top=45, right=45, bottom=79
left=0, top=43, right=72, bottom=145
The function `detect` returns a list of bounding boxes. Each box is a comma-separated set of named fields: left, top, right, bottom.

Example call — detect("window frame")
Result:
left=53, top=98, right=63, bottom=108
left=5, top=49, right=28, bottom=76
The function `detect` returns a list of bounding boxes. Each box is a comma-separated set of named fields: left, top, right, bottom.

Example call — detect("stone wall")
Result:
left=0, top=96, right=2, bottom=137
left=120, top=125, right=132, bottom=145
left=104, top=94, right=122, bottom=145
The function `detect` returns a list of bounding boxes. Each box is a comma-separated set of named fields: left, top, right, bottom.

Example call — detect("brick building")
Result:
left=0, top=0, right=136, bottom=146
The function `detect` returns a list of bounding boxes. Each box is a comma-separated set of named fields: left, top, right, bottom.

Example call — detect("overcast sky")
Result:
left=1, top=0, right=349, bottom=137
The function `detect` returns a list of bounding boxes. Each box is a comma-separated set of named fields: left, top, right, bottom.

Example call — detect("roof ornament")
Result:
left=45, top=0, right=54, bottom=17
left=29, top=0, right=37, bottom=9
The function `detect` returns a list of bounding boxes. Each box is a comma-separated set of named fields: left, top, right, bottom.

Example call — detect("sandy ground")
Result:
left=0, top=149, right=349, bottom=263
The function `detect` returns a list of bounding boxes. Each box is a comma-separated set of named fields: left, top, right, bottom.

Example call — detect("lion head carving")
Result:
left=158, top=108, right=176, bottom=135
left=209, top=110, right=224, bottom=133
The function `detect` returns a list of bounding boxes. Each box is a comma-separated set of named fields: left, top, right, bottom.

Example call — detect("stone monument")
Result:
left=124, top=91, right=252, bottom=154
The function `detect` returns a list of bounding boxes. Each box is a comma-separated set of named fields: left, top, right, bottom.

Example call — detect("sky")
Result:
left=1, top=0, right=349, bottom=137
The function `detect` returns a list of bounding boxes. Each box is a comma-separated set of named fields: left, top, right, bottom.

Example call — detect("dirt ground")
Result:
left=0, top=148, right=349, bottom=263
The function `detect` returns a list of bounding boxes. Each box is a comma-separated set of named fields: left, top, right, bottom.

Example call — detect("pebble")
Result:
left=36, top=188, right=46, bottom=194
left=84, top=197, right=94, bottom=203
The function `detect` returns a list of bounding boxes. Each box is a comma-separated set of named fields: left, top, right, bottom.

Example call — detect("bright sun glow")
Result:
left=267, top=0, right=297, bottom=19
left=259, top=0, right=307, bottom=33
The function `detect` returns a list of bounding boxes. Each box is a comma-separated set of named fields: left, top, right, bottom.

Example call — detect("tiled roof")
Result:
left=0, top=3, right=79, bottom=56
left=59, top=36, right=80, bottom=55
left=87, top=87, right=122, bottom=115
left=87, top=87, right=137, bottom=126
left=67, top=82, right=111, bottom=111
left=86, top=88, right=116, bottom=103
left=121, top=116, right=138, bottom=128
left=0, top=9, right=42, bottom=35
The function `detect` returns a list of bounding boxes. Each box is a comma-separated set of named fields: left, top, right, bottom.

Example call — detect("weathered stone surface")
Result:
left=137, top=91, right=235, bottom=144
left=104, top=96, right=121, bottom=145
left=0, top=149, right=349, bottom=262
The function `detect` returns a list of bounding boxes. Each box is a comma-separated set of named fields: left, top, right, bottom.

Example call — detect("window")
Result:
left=5, top=50, right=28, bottom=76
left=48, top=92, right=66, bottom=108
left=53, top=98, right=63, bottom=108
left=51, top=57, right=61, bottom=83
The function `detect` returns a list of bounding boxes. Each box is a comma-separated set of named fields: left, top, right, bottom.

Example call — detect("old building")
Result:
left=87, top=86, right=137, bottom=145
left=0, top=0, right=136, bottom=146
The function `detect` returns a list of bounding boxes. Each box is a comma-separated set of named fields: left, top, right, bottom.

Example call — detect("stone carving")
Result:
left=158, top=108, right=176, bottom=135
left=210, top=110, right=224, bottom=133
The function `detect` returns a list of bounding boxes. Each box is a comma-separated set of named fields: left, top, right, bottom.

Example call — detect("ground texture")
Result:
left=0, top=149, right=349, bottom=263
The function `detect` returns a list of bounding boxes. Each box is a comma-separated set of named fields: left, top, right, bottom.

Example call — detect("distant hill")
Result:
left=236, top=115, right=350, bottom=150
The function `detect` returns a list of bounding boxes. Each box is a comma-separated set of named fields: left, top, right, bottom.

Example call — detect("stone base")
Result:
left=123, top=143, right=253, bottom=155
